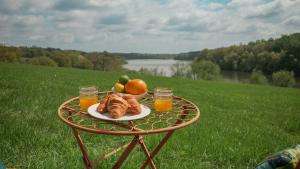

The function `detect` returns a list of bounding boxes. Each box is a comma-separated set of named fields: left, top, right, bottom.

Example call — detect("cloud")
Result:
left=53, top=0, right=93, bottom=11
left=283, top=15, right=300, bottom=27
left=0, top=0, right=52, bottom=14
left=207, top=3, right=225, bottom=10
left=0, top=15, right=44, bottom=35
left=98, top=15, right=128, bottom=25
left=0, top=0, right=300, bottom=53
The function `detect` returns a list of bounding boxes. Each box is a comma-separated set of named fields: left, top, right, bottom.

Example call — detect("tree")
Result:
left=191, top=60, right=221, bottom=80
left=224, top=52, right=239, bottom=70
left=239, top=51, right=255, bottom=72
left=170, top=62, right=192, bottom=78
left=0, top=51, right=19, bottom=62
left=139, top=67, right=165, bottom=76
left=0, top=46, right=20, bottom=62
left=29, top=56, right=57, bottom=67
left=250, top=70, right=268, bottom=85
left=50, top=54, right=72, bottom=67
left=73, top=55, right=93, bottom=69
left=272, top=70, right=296, bottom=87
left=101, top=52, right=127, bottom=71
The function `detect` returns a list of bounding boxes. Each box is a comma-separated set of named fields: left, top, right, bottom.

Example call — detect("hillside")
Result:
left=0, top=63, right=299, bottom=169
left=0, top=46, right=126, bottom=71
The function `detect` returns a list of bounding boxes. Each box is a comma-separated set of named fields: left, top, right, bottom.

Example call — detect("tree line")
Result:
left=168, top=33, right=299, bottom=87
left=114, top=51, right=199, bottom=60
left=0, top=45, right=126, bottom=71
left=194, top=33, right=300, bottom=76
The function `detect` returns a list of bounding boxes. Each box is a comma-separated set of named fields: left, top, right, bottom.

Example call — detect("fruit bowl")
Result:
left=111, top=87, right=147, bottom=100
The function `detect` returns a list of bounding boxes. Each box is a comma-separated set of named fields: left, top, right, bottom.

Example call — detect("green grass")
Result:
left=0, top=63, right=299, bottom=169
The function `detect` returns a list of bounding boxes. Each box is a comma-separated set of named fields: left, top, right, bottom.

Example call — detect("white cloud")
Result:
left=0, top=0, right=299, bottom=53
left=0, top=0, right=53, bottom=14
left=283, top=15, right=300, bottom=26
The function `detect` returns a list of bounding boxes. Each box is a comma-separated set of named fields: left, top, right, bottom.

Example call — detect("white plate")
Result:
left=87, top=103, right=151, bottom=121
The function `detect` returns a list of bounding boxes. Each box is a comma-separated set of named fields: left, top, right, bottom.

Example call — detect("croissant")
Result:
left=107, top=94, right=129, bottom=118
left=97, top=95, right=109, bottom=113
left=123, top=95, right=141, bottom=114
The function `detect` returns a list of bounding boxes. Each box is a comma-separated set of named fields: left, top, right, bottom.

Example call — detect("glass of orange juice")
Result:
left=154, top=87, right=173, bottom=112
left=79, top=86, right=98, bottom=109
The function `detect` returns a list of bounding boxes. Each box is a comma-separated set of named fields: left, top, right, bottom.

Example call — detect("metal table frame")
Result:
left=58, top=91, right=200, bottom=169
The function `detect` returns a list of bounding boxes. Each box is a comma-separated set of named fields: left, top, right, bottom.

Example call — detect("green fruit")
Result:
left=119, top=75, right=130, bottom=85
left=114, top=83, right=125, bottom=93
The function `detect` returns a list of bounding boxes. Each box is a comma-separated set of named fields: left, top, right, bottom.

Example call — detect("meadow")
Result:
left=0, top=63, right=299, bottom=169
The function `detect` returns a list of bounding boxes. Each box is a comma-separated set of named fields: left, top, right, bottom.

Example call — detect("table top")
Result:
left=58, top=91, right=200, bottom=135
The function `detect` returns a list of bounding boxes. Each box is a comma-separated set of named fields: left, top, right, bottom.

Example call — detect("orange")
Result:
left=125, top=79, right=148, bottom=95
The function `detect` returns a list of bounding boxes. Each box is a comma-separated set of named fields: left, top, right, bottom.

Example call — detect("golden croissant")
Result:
left=97, top=94, right=141, bottom=119
left=107, top=94, right=129, bottom=118
left=123, top=95, right=141, bottom=114
left=97, top=95, right=108, bottom=113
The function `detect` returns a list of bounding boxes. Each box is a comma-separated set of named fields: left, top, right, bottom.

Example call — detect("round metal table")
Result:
left=58, top=91, right=200, bottom=169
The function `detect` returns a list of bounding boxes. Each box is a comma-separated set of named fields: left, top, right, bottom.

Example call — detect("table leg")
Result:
left=139, top=130, right=175, bottom=169
left=138, top=136, right=157, bottom=169
left=71, top=127, right=93, bottom=169
left=140, top=108, right=190, bottom=169
left=112, top=136, right=139, bottom=169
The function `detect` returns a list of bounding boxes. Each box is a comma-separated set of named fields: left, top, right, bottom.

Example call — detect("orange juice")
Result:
left=154, top=99, right=172, bottom=112
left=79, top=86, right=98, bottom=109
left=80, top=96, right=98, bottom=109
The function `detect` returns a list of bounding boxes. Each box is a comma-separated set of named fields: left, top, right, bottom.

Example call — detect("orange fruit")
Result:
left=125, top=79, right=148, bottom=95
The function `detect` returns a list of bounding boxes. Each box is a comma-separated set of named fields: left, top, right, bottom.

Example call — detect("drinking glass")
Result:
left=79, top=86, right=98, bottom=109
left=154, top=87, right=173, bottom=112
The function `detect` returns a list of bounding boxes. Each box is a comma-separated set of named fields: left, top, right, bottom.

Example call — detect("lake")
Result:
left=123, top=59, right=191, bottom=76
left=124, top=59, right=299, bottom=86
left=123, top=59, right=251, bottom=82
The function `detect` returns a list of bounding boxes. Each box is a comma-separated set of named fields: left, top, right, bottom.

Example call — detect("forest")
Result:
left=194, top=33, right=300, bottom=76
left=0, top=46, right=126, bottom=71
left=115, top=51, right=200, bottom=60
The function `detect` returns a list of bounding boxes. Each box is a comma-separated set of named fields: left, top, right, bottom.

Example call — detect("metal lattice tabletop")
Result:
left=58, top=91, right=200, bottom=135
left=58, top=91, right=200, bottom=169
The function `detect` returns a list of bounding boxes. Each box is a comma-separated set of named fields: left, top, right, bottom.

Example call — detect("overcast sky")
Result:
left=0, top=0, right=299, bottom=53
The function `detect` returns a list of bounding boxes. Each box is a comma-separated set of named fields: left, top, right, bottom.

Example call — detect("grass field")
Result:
left=0, top=63, right=299, bottom=169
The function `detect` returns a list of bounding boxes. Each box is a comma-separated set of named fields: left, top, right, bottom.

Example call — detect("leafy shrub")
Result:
left=191, top=60, right=221, bottom=80
left=171, top=62, right=192, bottom=79
left=85, top=52, right=126, bottom=71
left=139, top=67, right=165, bottom=76
left=272, top=70, right=296, bottom=87
left=73, top=55, right=93, bottom=69
left=29, top=56, right=57, bottom=67
left=0, top=52, right=19, bottom=62
left=0, top=45, right=20, bottom=63
left=50, top=55, right=72, bottom=67
left=250, top=70, right=268, bottom=84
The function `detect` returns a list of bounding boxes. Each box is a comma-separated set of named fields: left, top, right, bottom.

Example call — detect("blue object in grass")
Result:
left=254, top=145, right=300, bottom=169
left=0, top=161, right=5, bottom=169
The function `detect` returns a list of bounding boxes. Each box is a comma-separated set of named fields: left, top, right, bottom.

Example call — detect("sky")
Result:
left=0, top=0, right=299, bottom=53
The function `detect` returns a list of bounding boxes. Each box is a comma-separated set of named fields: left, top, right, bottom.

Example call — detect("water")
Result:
left=124, top=59, right=300, bottom=86
left=123, top=59, right=191, bottom=76
left=124, top=59, right=252, bottom=80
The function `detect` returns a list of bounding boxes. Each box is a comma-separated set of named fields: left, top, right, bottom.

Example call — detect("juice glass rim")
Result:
left=154, top=87, right=173, bottom=96
left=154, top=87, right=173, bottom=92
left=79, top=86, right=98, bottom=95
